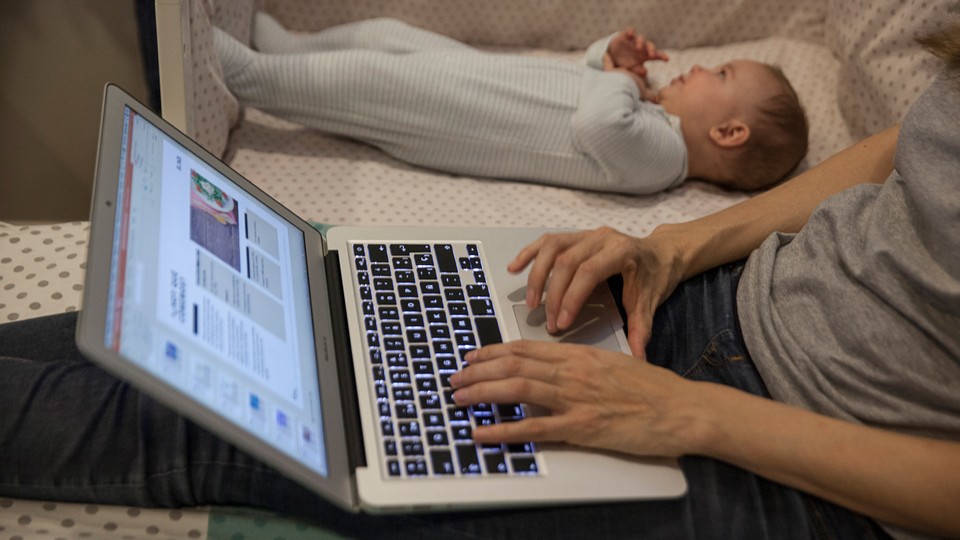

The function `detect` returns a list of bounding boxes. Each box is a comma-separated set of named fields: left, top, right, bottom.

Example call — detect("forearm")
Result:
left=658, top=125, right=899, bottom=279
left=687, top=382, right=960, bottom=537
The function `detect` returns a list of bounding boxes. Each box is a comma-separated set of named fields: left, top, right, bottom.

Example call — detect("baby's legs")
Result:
left=217, top=28, right=458, bottom=162
left=253, top=13, right=472, bottom=55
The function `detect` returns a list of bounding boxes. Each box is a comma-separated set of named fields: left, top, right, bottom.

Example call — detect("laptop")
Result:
left=76, top=84, right=686, bottom=513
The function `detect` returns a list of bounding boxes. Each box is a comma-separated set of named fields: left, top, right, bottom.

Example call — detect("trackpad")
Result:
left=512, top=304, right=623, bottom=352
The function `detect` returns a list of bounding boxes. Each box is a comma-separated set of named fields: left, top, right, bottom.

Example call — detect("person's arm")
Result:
left=664, top=124, right=899, bottom=280
left=450, top=340, right=960, bottom=538
left=511, top=125, right=899, bottom=353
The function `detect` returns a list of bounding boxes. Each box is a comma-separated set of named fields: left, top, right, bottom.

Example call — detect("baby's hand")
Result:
left=602, top=53, right=660, bottom=103
left=607, top=28, right=668, bottom=77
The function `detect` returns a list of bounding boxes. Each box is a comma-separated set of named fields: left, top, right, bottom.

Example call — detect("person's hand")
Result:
left=602, top=53, right=660, bottom=103
left=606, top=28, right=669, bottom=77
left=507, top=227, right=687, bottom=356
left=450, top=340, right=700, bottom=458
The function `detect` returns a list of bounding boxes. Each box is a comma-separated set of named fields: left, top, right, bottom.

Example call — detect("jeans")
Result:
left=0, top=263, right=890, bottom=539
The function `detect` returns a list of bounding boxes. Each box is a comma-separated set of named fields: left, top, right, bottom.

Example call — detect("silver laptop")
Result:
left=77, top=84, right=686, bottom=513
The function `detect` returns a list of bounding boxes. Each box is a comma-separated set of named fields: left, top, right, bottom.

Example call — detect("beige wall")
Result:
left=0, top=0, right=150, bottom=222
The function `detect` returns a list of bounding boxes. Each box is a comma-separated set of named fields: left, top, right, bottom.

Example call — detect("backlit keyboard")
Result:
left=351, top=242, right=540, bottom=478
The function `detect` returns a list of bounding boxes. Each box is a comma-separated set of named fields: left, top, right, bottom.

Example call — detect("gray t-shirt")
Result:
left=738, top=70, right=960, bottom=442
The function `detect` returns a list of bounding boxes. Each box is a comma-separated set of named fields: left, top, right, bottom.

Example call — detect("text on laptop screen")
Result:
left=104, top=107, right=327, bottom=476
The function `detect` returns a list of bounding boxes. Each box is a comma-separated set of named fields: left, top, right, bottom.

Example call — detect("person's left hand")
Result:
left=450, top=340, right=700, bottom=458
left=606, top=28, right=669, bottom=77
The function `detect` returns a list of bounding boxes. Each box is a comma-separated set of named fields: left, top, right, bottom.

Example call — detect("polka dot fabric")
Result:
left=0, top=498, right=207, bottom=540
left=0, top=222, right=89, bottom=322
left=260, top=0, right=827, bottom=49
left=824, top=0, right=949, bottom=139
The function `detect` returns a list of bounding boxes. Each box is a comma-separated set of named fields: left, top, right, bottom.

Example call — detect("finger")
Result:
left=472, top=415, right=566, bottom=444
left=453, top=350, right=558, bottom=386
left=553, top=244, right=627, bottom=330
left=452, top=376, right=566, bottom=412
left=626, top=298, right=655, bottom=359
left=541, top=238, right=601, bottom=332
left=645, top=40, right=658, bottom=61
left=507, top=236, right=544, bottom=274
left=466, top=339, right=584, bottom=366
left=508, top=235, right=558, bottom=308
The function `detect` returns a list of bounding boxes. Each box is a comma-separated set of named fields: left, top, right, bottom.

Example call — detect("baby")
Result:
left=215, top=16, right=807, bottom=194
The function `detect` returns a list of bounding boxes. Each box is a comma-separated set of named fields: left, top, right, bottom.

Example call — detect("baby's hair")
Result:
left=918, top=19, right=960, bottom=68
left=724, top=65, right=808, bottom=191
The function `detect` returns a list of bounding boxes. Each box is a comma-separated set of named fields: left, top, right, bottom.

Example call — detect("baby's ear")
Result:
left=709, top=120, right=750, bottom=148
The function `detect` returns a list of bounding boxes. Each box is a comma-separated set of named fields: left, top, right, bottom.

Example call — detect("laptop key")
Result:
left=391, top=243, right=430, bottom=256
left=431, top=449, right=456, bottom=475
left=511, top=456, right=539, bottom=475
left=466, top=284, right=489, bottom=298
left=456, top=444, right=482, bottom=475
left=475, top=317, right=502, bottom=346
left=426, top=430, right=449, bottom=446
left=398, top=420, right=421, bottom=437
left=405, top=459, right=428, bottom=476
left=420, top=393, right=442, bottom=409
left=423, top=411, right=445, bottom=428
left=469, top=298, right=495, bottom=316
left=434, top=244, right=458, bottom=273
left=402, top=440, right=425, bottom=456
left=368, top=244, right=388, bottom=263
left=483, top=451, right=508, bottom=474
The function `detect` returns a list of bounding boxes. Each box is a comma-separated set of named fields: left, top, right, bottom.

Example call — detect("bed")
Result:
left=0, top=0, right=951, bottom=536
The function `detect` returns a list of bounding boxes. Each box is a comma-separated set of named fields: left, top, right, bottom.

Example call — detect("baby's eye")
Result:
left=717, top=69, right=727, bottom=80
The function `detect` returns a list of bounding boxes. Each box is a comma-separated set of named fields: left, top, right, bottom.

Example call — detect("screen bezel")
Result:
left=76, top=84, right=358, bottom=511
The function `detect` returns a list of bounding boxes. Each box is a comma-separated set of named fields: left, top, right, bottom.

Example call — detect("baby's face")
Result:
left=658, top=60, right=779, bottom=127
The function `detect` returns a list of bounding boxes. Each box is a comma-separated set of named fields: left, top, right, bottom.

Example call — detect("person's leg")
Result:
left=0, top=297, right=891, bottom=539
left=252, top=13, right=472, bottom=55
left=638, top=263, right=891, bottom=539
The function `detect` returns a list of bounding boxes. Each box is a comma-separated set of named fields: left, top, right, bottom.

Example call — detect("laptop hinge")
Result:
left=324, top=249, right=366, bottom=471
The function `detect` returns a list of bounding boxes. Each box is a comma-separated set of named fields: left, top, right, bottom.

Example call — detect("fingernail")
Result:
left=449, top=371, right=461, bottom=387
left=557, top=309, right=572, bottom=328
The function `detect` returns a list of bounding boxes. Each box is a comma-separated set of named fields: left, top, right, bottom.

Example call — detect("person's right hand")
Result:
left=507, top=226, right=687, bottom=357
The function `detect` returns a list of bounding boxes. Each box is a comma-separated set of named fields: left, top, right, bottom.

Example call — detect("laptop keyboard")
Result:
left=351, top=242, right=540, bottom=478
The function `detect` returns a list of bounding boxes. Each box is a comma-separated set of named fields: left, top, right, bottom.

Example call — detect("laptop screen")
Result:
left=103, top=106, right=329, bottom=476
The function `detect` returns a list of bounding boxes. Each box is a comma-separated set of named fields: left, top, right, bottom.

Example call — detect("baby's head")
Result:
left=658, top=60, right=808, bottom=190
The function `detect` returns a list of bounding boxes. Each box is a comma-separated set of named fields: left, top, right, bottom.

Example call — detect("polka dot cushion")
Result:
left=0, top=222, right=89, bottom=322
left=0, top=498, right=207, bottom=540
left=261, top=0, right=827, bottom=50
